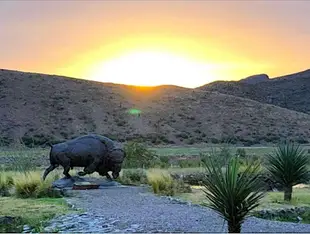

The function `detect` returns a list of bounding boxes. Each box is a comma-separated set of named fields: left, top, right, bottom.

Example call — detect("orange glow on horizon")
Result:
left=57, top=35, right=272, bottom=88
left=84, top=50, right=217, bottom=88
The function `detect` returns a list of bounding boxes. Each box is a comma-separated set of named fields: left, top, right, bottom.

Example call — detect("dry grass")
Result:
left=0, top=170, right=63, bottom=198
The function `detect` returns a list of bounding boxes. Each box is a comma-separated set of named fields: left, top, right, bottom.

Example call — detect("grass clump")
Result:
left=14, top=171, right=62, bottom=198
left=147, top=169, right=191, bottom=196
left=0, top=173, right=14, bottom=196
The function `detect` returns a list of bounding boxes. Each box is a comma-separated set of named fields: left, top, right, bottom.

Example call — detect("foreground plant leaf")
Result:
left=202, top=156, right=265, bottom=233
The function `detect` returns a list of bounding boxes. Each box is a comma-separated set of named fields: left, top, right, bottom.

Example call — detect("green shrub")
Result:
left=178, top=159, right=202, bottom=168
left=123, top=141, right=159, bottom=168
left=158, top=156, right=170, bottom=168
left=118, top=169, right=148, bottom=185
left=239, top=155, right=262, bottom=172
left=180, top=172, right=207, bottom=185
left=236, top=148, right=246, bottom=158
left=0, top=174, right=14, bottom=196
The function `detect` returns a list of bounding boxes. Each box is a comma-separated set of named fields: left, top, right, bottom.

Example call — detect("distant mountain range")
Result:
left=0, top=68, right=310, bottom=146
left=199, top=69, right=310, bottom=114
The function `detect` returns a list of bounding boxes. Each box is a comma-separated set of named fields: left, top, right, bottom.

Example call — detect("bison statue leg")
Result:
left=78, top=157, right=103, bottom=176
left=96, top=167, right=113, bottom=181
left=42, top=164, right=58, bottom=181
left=61, top=155, right=72, bottom=179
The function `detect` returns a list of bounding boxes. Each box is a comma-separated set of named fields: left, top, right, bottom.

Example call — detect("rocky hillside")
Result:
left=199, top=69, right=310, bottom=114
left=1, top=68, right=310, bottom=146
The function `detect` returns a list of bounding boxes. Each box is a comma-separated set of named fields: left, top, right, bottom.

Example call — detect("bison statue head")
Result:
left=97, top=148, right=126, bottom=179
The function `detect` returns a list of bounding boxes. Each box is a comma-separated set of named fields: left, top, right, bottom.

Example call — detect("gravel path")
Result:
left=43, top=185, right=310, bottom=233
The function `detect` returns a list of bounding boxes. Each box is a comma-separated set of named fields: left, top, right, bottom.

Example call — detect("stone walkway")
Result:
left=40, top=185, right=310, bottom=233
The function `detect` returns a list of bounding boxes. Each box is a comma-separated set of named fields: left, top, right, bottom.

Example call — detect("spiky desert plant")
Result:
left=202, top=156, right=265, bottom=233
left=266, top=143, right=309, bottom=201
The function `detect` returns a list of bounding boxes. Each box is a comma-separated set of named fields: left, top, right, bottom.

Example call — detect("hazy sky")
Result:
left=1, top=1, right=310, bottom=87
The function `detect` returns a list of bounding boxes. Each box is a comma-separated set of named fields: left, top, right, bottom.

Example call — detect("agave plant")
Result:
left=266, top=143, right=309, bottom=201
left=202, top=156, right=265, bottom=233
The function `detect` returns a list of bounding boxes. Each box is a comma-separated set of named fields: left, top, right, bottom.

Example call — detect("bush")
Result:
left=180, top=172, right=207, bottom=185
left=147, top=170, right=192, bottom=196
left=123, top=141, right=159, bottom=168
left=0, top=173, right=14, bottom=196
left=118, top=169, right=148, bottom=185
left=178, top=159, right=202, bottom=168
left=236, top=148, right=246, bottom=158
left=158, top=156, right=170, bottom=168
left=239, top=155, right=262, bottom=171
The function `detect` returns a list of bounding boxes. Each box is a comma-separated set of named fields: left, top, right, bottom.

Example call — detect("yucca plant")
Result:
left=266, top=143, right=309, bottom=201
left=202, top=156, right=265, bottom=233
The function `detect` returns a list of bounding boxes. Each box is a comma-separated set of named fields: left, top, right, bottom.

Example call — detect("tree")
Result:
left=266, top=143, right=309, bottom=201
left=201, top=156, right=265, bottom=233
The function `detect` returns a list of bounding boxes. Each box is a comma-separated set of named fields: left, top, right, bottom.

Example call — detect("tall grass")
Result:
left=0, top=170, right=62, bottom=198
left=147, top=169, right=191, bottom=196
left=14, top=171, right=62, bottom=198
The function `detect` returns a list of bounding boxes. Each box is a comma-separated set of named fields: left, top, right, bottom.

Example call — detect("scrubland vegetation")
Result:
left=1, top=140, right=310, bottom=233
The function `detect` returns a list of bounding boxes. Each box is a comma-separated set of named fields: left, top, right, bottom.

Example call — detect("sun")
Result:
left=85, top=50, right=215, bottom=88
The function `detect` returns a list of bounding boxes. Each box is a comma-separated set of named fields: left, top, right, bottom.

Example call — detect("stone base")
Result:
left=52, top=175, right=123, bottom=190
left=72, top=182, right=100, bottom=190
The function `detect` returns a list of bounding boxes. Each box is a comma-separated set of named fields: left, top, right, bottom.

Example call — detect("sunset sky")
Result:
left=1, top=1, right=310, bottom=88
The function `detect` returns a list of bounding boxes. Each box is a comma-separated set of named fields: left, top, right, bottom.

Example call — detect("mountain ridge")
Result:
left=199, top=69, right=310, bottom=114
left=1, top=68, right=310, bottom=146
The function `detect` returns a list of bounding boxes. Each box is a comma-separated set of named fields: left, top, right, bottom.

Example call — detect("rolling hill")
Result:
left=1, top=68, right=310, bottom=146
left=198, top=69, right=310, bottom=114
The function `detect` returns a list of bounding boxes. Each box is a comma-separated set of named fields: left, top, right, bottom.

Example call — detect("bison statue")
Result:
left=42, top=134, right=126, bottom=181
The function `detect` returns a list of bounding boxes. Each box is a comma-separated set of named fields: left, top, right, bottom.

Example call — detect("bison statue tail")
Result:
left=42, top=144, right=57, bottom=181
